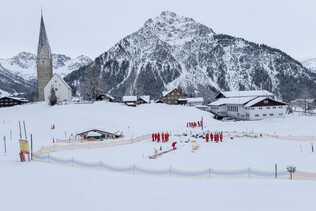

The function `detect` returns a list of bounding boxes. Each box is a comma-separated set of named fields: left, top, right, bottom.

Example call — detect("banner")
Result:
left=19, top=139, right=29, bottom=154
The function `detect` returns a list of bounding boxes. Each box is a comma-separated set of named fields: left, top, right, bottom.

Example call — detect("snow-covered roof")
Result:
left=208, top=97, right=256, bottom=106
left=0, top=96, right=28, bottom=102
left=138, top=95, right=150, bottom=103
left=105, top=94, right=114, bottom=100
left=217, top=90, right=273, bottom=98
left=187, top=97, right=204, bottom=103
left=123, top=96, right=137, bottom=102
left=162, top=88, right=178, bottom=97
left=244, top=97, right=287, bottom=107
left=77, top=128, right=118, bottom=135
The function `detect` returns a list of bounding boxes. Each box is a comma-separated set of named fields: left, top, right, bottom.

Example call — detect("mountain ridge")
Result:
left=65, top=11, right=316, bottom=102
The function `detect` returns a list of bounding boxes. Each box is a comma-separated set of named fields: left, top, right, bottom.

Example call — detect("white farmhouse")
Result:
left=208, top=90, right=287, bottom=120
left=186, top=97, right=204, bottom=107
left=44, top=73, right=72, bottom=103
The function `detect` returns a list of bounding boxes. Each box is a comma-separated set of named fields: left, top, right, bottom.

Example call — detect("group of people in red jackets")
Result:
left=152, top=132, right=170, bottom=142
left=205, top=132, right=223, bottom=143
left=187, top=121, right=203, bottom=128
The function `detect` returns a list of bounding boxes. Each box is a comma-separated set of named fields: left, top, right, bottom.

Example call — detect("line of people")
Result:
left=205, top=132, right=223, bottom=143
left=187, top=120, right=203, bottom=128
left=152, top=132, right=170, bottom=143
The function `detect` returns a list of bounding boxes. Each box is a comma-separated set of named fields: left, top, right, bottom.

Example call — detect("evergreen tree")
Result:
left=49, top=87, right=57, bottom=106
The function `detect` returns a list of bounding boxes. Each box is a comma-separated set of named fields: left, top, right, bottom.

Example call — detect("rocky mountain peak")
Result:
left=144, top=11, right=214, bottom=46
left=10, top=52, right=36, bottom=69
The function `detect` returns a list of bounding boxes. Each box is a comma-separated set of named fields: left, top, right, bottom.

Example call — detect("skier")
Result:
left=162, top=133, right=165, bottom=142
left=157, top=133, right=160, bottom=143
left=210, top=132, right=213, bottom=141
left=205, top=133, right=209, bottom=142
left=172, top=142, right=177, bottom=150
left=220, top=133, right=223, bottom=142
left=152, top=133, right=155, bottom=142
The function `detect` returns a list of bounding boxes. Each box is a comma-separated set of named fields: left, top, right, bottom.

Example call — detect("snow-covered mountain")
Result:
left=65, top=11, right=316, bottom=102
left=0, top=52, right=92, bottom=99
left=0, top=52, right=92, bottom=80
left=301, top=58, right=316, bottom=73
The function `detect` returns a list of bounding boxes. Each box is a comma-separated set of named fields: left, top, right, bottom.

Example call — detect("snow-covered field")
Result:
left=1, top=102, right=316, bottom=211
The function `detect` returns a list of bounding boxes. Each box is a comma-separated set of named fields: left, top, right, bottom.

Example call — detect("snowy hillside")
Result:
left=66, top=11, right=316, bottom=102
left=1, top=102, right=316, bottom=210
left=0, top=52, right=92, bottom=80
left=301, top=58, right=316, bottom=72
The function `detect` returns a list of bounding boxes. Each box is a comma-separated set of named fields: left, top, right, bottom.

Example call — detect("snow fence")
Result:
left=32, top=133, right=290, bottom=180
left=32, top=153, right=291, bottom=179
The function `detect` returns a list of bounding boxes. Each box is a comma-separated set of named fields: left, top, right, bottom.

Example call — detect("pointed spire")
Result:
left=37, top=11, right=52, bottom=59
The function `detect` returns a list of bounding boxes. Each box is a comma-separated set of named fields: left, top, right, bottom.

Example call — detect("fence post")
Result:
left=209, top=168, right=211, bottom=179
left=275, top=164, right=277, bottom=179
left=248, top=167, right=250, bottom=179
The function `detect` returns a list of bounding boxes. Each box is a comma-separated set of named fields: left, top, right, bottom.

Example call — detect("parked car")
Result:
left=222, top=117, right=236, bottom=122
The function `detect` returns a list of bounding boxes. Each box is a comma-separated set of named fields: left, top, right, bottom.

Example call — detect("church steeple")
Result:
left=37, top=12, right=52, bottom=59
left=36, top=11, right=53, bottom=101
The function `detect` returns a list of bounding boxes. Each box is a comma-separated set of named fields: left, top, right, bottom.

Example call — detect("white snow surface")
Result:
left=1, top=102, right=316, bottom=211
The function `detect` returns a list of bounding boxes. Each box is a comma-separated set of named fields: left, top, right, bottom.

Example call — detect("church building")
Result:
left=37, top=12, right=53, bottom=101
left=36, top=12, right=72, bottom=103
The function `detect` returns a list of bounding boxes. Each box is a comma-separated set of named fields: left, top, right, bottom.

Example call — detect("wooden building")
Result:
left=162, top=88, right=187, bottom=105
left=0, top=96, right=28, bottom=108
left=137, top=95, right=150, bottom=104
left=122, top=96, right=137, bottom=107
left=96, top=93, right=114, bottom=102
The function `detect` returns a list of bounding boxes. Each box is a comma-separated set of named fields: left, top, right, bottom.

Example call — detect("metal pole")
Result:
left=4, top=136, right=6, bottom=154
left=31, top=134, right=33, bottom=161
left=19, top=121, right=22, bottom=139
left=23, top=121, right=27, bottom=140
left=275, top=164, right=277, bottom=179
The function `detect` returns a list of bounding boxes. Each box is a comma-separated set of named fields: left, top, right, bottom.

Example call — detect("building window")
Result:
left=273, top=107, right=276, bottom=109
left=259, top=107, right=263, bottom=110
left=266, top=107, right=270, bottom=109
left=251, top=108, right=255, bottom=110
left=255, top=114, right=259, bottom=117
left=264, top=100, right=268, bottom=104
left=279, top=106, right=283, bottom=109
left=263, top=114, right=267, bottom=117
left=270, top=113, right=274, bottom=116
left=279, top=113, right=283, bottom=116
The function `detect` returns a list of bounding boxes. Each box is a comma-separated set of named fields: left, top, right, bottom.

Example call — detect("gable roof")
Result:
left=138, top=95, right=150, bottom=103
left=208, top=96, right=256, bottom=106
left=215, top=90, right=273, bottom=99
left=45, top=73, right=72, bottom=90
left=162, top=88, right=186, bottom=97
left=244, top=97, right=287, bottom=107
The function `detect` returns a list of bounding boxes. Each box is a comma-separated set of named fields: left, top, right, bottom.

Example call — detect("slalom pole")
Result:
left=23, top=121, right=27, bottom=140
left=19, top=121, right=22, bottom=139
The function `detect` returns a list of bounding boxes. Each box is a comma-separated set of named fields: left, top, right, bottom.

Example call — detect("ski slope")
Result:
left=0, top=102, right=316, bottom=211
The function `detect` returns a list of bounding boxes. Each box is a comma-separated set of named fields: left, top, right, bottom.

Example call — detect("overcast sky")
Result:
left=0, top=0, right=315, bottom=60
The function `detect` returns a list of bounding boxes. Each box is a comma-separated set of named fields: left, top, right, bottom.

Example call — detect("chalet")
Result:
left=162, top=88, right=187, bottom=105
left=44, top=73, right=72, bottom=103
left=76, top=129, right=120, bottom=140
left=122, top=96, right=137, bottom=107
left=0, top=96, right=28, bottom=108
left=96, top=93, right=114, bottom=102
left=208, top=90, right=287, bottom=120
left=137, top=95, right=150, bottom=104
